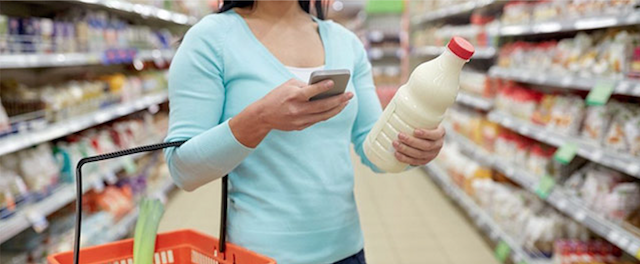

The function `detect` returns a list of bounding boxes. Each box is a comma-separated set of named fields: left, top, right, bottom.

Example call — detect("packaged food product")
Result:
left=501, top=1, right=532, bottom=25
left=532, top=94, right=557, bottom=126
left=604, top=183, right=640, bottom=222
left=603, top=102, right=633, bottom=153
left=547, top=95, right=585, bottom=135
left=623, top=105, right=640, bottom=157
left=581, top=104, right=612, bottom=144
left=526, top=144, right=556, bottom=177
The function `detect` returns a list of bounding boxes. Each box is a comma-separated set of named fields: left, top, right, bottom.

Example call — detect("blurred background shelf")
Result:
left=411, top=0, right=497, bottom=26
left=489, top=67, right=640, bottom=97
left=487, top=111, right=640, bottom=178
left=447, top=129, right=640, bottom=260
left=0, top=134, right=163, bottom=244
left=455, top=92, right=494, bottom=111
left=0, top=49, right=174, bottom=69
left=413, top=46, right=496, bottom=59
left=500, top=12, right=640, bottom=36
left=0, top=92, right=168, bottom=157
left=423, top=163, right=552, bottom=264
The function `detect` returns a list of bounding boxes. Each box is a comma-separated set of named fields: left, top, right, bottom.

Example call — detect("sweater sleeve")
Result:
left=164, top=17, right=253, bottom=191
left=350, top=38, right=384, bottom=173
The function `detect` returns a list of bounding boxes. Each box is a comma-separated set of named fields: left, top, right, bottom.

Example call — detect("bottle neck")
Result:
left=436, top=48, right=468, bottom=70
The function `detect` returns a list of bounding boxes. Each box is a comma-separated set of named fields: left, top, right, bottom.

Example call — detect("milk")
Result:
left=364, top=37, right=474, bottom=172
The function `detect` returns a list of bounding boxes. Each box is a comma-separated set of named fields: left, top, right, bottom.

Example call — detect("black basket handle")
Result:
left=73, top=141, right=230, bottom=264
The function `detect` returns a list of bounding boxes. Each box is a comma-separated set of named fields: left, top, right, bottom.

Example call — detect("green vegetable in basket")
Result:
left=133, top=198, right=165, bottom=264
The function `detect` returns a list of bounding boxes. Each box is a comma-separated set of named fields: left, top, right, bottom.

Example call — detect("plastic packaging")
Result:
left=364, top=37, right=474, bottom=172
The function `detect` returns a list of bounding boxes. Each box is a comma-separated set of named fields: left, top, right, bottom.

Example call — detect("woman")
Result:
left=164, top=1, right=446, bottom=263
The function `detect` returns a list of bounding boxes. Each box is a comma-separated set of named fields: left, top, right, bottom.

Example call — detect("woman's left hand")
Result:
left=392, top=125, right=446, bottom=166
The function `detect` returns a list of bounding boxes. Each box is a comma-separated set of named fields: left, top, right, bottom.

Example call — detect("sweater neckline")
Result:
left=229, top=9, right=332, bottom=79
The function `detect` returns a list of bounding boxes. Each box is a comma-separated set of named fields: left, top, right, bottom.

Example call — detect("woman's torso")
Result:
left=210, top=10, right=365, bottom=263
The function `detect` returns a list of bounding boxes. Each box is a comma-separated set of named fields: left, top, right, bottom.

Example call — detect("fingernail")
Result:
left=392, top=141, right=399, bottom=148
left=398, top=133, right=406, bottom=140
left=414, top=129, right=423, bottom=136
left=325, top=80, right=334, bottom=87
left=345, top=92, right=354, bottom=99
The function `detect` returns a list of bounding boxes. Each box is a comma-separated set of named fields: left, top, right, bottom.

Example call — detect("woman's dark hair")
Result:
left=217, top=0, right=326, bottom=20
left=175, top=1, right=327, bottom=45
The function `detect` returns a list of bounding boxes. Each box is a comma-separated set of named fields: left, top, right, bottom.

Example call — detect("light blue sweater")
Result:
left=164, top=10, right=382, bottom=264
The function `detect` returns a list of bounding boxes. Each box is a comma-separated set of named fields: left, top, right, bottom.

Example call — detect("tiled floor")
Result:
left=159, top=152, right=498, bottom=264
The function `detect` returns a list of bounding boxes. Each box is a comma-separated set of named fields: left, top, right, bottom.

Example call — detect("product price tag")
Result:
left=494, top=241, right=511, bottom=263
left=26, top=210, right=49, bottom=233
left=122, top=157, right=137, bottom=175
left=535, top=174, right=555, bottom=199
left=554, top=142, right=578, bottom=164
left=586, top=80, right=615, bottom=106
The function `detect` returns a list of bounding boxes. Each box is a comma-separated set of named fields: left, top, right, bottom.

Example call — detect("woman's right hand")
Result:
left=257, top=79, right=353, bottom=131
left=229, top=78, right=353, bottom=148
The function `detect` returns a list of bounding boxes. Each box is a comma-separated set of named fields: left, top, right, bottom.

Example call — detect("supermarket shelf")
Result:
left=447, top=130, right=640, bottom=260
left=368, top=47, right=404, bottom=60
left=489, top=67, right=640, bottom=97
left=412, top=46, right=496, bottom=59
left=367, top=30, right=400, bottom=43
left=411, top=0, right=496, bottom=25
left=422, top=163, right=550, bottom=264
left=500, top=12, right=640, bottom=36
left=456, top=92, right=494, bottom=111
left=487, top=111, right=640, bottom=178
left=0, top=137, right=161, bottom=244
left=0, top=92, right=168, bottom=157
left=0, top=49, right=174, bottom=69
left=72, top=0, right=197, bottom=25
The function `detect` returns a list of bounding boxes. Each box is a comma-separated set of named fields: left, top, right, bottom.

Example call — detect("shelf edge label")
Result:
left=586, top=80, right=616, bottom=106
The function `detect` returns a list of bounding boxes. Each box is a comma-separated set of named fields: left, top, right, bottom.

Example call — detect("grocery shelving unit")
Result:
left=0, top=0, right=193, bottom=256
left=412, top=46, right=496, bottom=59
left=446, top=129, right=640, bottom=260
left=423, top=163, right=551, bottom=264
left=368, top=47, right=404, bottom=61
left=58, top=0, right=196, bottom=26
left=489, top=67, right=640, bottom=97
left=487, top=111, right=640, bottom=178
left=500, top=11, right=640, bottom=36
left=0, top=92, right=168, bottom=156
left=0, top=49, right=174, bottom=69
left=455, top=92, right=494, bottom=111
left=411, top=0, right=498, bottom=25
left=0, top=134, right=165, bottom=244
left=412, top=0, right=640, bottom=261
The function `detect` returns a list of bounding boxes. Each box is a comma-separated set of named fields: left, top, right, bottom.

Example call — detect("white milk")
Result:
left=364, top=37, right=474, bottom=172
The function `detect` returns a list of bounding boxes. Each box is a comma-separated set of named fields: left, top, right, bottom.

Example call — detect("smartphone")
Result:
left=308, top=69, right=351, bottom=101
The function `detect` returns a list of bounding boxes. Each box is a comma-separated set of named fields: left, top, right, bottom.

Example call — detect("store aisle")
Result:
left=159, top=151, right=498, bottom=264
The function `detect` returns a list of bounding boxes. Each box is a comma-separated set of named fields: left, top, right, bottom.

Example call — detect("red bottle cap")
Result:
left=447, top=36, right=475, bottom=60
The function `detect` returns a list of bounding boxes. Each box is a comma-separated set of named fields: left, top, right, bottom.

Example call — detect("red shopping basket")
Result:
left=47, top=141, right=276, bottom=264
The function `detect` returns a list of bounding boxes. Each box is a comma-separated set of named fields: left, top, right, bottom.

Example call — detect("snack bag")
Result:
left=604, top=183, right=640, bottom=222
left=531, top=94, right=556, bottom=126
left=624, top=105, right=640, bottom=157
left=0, top=98, right=9, bottom=134
left=604, top=103, right=633, bottom=153
left=581, top=104, right=612, bottom=144
left=548, top=95, right=585, bottom=135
